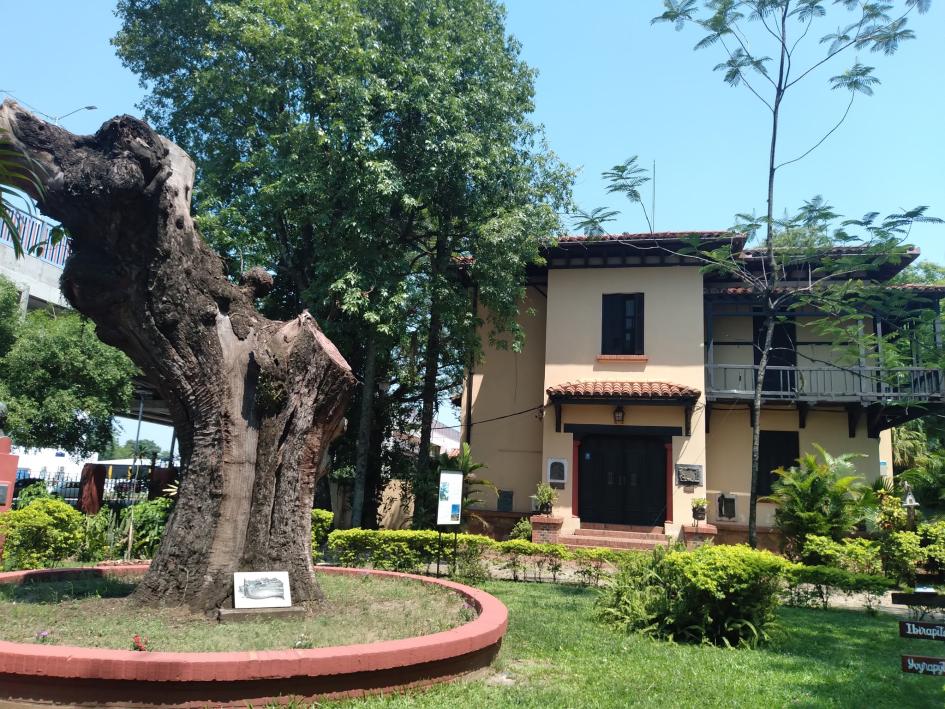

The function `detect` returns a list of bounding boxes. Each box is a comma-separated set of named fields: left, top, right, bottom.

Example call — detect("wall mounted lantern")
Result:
left=613, top=405, right=624, bottom=424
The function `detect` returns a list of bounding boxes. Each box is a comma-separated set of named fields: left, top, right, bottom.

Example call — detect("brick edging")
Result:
left=0, top=564, right=508, bottom=706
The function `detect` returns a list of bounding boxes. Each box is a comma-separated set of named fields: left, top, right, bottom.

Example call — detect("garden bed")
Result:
left=0, top=570, right=470, bottom=652
left=0, top=565, right=508, bottom=707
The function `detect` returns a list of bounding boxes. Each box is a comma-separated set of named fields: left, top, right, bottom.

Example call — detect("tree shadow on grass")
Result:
left=0, top=575, right=135, bottom=604
left=759, top=606, right=944, bottom=708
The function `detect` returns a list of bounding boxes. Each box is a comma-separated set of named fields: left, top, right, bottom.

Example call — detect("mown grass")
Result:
left=0, top=571, right=469, bottom=652
left=333, top=580, right=945, bottom=709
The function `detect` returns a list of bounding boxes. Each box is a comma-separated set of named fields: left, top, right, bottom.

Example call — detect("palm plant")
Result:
left=761, top=445, right=873, bottom=559
left=0, top=127, right=46, bottom=258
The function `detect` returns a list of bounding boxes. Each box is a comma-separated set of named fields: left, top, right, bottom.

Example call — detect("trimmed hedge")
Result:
left=786, top=564, right=894, bottom=611
left=325, top=528, right=643, bottom=582
left=311, top=509, right=334, bottom=560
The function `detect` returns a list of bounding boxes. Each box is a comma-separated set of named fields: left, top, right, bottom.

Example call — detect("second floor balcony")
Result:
left=706, top=364, right=945, bottom=403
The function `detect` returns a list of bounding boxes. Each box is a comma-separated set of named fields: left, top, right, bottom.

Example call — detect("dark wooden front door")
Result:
left=579, top=436, right=667, bottom=526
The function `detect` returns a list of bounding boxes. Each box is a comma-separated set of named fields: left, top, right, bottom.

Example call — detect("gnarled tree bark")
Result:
left=0, top=100, right=356, bottom=611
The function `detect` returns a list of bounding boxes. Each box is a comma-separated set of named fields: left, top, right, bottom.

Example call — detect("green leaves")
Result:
left=830, top=61, right=880, bottom=94
left=0, top=301, right=137, bottom=457
left=571, top=206, right=618, bottom=237
left=763, top=445, right=873, bottom=558
left=651, top=0, right=699, bottom=29
left=713, top=48, right=771, bottom=86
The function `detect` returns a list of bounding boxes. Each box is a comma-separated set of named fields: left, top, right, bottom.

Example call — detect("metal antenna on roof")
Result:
left=651, top=160, right=656, bottom=234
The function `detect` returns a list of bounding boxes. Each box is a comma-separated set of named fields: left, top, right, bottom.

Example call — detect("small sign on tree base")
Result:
left=233, top=571, right=292, bottom=609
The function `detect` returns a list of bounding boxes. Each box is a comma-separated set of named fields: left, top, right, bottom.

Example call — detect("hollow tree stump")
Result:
left=0, top=100, right=356, bottom=611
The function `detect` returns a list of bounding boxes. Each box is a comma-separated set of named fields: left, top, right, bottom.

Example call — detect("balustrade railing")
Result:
left=706, top=364, right=944, bottom=400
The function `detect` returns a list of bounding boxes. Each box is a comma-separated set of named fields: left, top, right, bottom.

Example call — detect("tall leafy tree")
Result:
left=648, top=0, right=933, bottom=546
left=114, top=0, right=572, bottom=527
left=0, top=302, right=137, bottom=457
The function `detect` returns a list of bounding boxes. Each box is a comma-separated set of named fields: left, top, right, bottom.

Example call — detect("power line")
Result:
left=431, top=404, right=546, bottom=430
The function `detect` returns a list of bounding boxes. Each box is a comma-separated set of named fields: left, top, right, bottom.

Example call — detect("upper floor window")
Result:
left=602, top=293, right=644, bottom=355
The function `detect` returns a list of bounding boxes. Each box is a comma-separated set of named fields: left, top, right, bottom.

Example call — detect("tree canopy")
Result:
left=0, top=282, right=137, bottom=456
left=114, top=0, right=573, bottom=525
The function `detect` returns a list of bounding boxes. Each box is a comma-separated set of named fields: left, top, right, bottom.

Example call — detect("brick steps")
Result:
left=579, top=522, right=664, bottom=534
left=572, top=528, right=667, bottom=541
left=559, top=525, right=670, bottom=551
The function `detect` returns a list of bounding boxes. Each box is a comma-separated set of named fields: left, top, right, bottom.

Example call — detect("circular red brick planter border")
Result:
left=0, top=564, right=508, bottom=707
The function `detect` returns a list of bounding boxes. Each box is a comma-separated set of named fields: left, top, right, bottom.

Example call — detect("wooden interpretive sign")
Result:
left=900, top=621, right=945, bottom=642
left=891, top=592, right=945, bottom=608
left=902, top=655, right=945, bottom=676
left=892, top=592, right=945, bottom=677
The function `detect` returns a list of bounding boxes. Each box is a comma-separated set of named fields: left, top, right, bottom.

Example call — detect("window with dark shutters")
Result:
left=757, top=430, right=800, bottom=496
left=601, top=294, right=644, bottom=355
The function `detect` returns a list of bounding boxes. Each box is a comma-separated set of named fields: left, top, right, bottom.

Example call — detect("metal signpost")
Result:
left=435, top=470, right=463, bottom=577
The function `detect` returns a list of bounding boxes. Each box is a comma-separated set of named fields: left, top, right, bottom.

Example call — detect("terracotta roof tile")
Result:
left=554, top=231, right=736, bottom=244
left=547, top=381, right=701, bottom=400
left=704, top=283, right=945, bottom=297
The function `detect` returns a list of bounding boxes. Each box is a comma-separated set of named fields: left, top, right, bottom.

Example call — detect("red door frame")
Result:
left=664, top=442, right=673, bottom=524
left=572, top=439, right=581, bottom=517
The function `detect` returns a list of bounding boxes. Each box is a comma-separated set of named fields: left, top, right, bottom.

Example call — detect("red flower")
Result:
left=131, top=634, right=148, bottom=652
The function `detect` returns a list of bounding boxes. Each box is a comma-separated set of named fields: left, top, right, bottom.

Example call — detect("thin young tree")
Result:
left=647, top=0, right=933, bottom=546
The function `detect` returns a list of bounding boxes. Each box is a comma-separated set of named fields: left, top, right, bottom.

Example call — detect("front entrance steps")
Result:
left=560, top=523, right=672, bottom=552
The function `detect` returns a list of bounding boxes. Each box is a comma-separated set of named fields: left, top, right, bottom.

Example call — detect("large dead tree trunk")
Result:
left=0, top=100, right=356, bottom=612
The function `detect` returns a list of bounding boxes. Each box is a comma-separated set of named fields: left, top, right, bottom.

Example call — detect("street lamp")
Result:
left=40, top=105, right=97, bottom=126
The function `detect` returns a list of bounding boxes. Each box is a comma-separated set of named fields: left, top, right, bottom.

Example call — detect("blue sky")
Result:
left=3, top=1, right=943, bottom=443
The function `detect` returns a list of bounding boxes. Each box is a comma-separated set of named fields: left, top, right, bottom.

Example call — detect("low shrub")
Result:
left=78, top=506, right=118, bottom=562
left=497, top=539, right=535, bottom=581
left=597, top=544, right=791, bottom=648
left=507, top=517, right=533, bottom=541
left=326, top=528, right=642, bottom=583
left=801, top=535, right=882, bottom=576
left=919, top=521, right=945, bottom=575
left=786, top=564, right=894, bottom=611
left=762, top=447, right=872, bottom=559
left=327, top=528, right=495, bottom=572
left=311, top=508, right=334, bottom=560
left=880, top=531, right=925, bottom=585
left=372, top=541, right=421, bottom=572
left=14, top=482, right=50, bottom=510
left=0, top=498, right=84, bottom=569
left=573, top=547, right=610, bottom=587
left=119, top=497, right=174, bottom=559
left=452, top=534, right=493, bottom=582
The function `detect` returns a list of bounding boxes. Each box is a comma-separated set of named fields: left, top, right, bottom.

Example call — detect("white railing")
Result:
left=0, top=207, right=70, bottom=269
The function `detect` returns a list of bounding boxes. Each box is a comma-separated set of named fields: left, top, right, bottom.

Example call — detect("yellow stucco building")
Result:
left=460, top=232, right=945, bottom=549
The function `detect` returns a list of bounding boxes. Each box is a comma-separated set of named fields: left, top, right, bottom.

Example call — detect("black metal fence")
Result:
left=12, top=463, right=157, bottom=511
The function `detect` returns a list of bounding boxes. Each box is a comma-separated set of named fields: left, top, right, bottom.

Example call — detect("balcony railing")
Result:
left=706, top=364, right=944, bottom=401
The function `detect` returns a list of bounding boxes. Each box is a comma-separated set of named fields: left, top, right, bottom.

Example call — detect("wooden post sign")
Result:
left=892, top=595, right=945, bottom=676
left=900, top=621, right=945, bottom=642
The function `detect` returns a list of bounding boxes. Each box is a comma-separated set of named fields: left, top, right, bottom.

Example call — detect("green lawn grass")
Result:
left=0, top=571, right=468, bottom=651
left=339, top=580, right=945, bottom=709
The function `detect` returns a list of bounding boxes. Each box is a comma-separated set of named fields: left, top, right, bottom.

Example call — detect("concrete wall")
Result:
left=0, top=244, right=69, bottom=309
left=463, top=286, right=547, bottom=514
left=705, top=405, right=888, bottom=527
